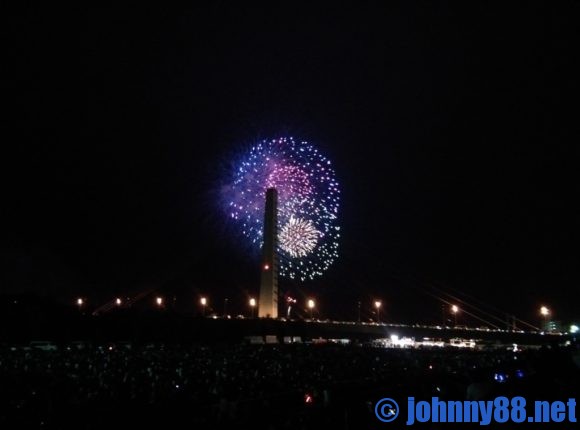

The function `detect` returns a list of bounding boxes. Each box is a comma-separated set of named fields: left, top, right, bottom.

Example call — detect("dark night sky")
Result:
left=1, top=3, right=579, bottom=324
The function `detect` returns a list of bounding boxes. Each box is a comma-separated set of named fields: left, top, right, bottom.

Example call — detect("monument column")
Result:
left=258, top=188, right=278, bottom=318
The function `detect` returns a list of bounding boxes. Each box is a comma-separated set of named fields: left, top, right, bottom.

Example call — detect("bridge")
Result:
left=66, top=313, right=569, bottom=346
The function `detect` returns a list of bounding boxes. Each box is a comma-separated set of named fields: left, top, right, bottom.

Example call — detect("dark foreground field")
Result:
left=1, top=342, right=578, bottom=429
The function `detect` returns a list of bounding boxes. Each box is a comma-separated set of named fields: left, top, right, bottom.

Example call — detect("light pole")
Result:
left=249, top=298, right=256, bottom=318
left=76, top=298, right=84, bottom=314
left=286, top=296, right=297, bottom=319
left=307, top=299, right=315, bottom=320
left=357, top=301, right=361, bottom=323
left=451, top=305, right=459, bottom=326
left=540, top=306, right=550, bottom=331
left=223, top=298, right=229, bottom=318
left=200, top=297, right=207, bottom=317
left=374, top=300, right=382, bottom=323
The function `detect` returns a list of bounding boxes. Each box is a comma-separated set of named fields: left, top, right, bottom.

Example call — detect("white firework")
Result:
left=279, top=216, right=320, bottom=258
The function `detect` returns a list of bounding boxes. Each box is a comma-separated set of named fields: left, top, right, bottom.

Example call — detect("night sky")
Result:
left=2, top=3, right=579, bottom=325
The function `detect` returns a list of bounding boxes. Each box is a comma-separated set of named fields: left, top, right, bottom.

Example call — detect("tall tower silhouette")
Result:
left=258, top=188, right=278, bottom=318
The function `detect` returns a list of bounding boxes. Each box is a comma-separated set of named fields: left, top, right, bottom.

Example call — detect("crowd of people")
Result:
left=0, top=341, right=578, bottom=429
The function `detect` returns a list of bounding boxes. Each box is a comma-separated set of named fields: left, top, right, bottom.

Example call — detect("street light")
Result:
left=249, top=298, right=256, bottom=318
left=115, top=298, right=122, bottom=306
left=223, top=298, right=229, bottom=318
left=76, top=298, right=84, bottom=307
left=156, top=297, right=163, bottom=307
left=540, top=306, right=550, bottom=331
left=374, top=300, right=382, bottom=323
left=200, top=297, right=207, bottom=317
left=451, top=305, right=459, bottom=326
left=307, top=299, right=315, bottom=320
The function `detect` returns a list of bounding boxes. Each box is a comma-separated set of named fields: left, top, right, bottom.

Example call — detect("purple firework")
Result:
left=225, top=137, right=340, bottom=281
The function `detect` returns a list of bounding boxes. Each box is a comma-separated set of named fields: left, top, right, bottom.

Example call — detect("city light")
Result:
left=76, top=298, right=83, bottom=306
left=156, top=297, right=163, bottom=306
left=249, top=297, right=256, bottom=318
left=451, top=304, right=459, bottom=326
left=264, top=264, right=270, bottom=271
left=539, top=306, right=551, bottom=331
left=570, top=324, right=579, bottom=334
left=389, top=334, right=415, bottom=348
left=494, top=372, right=507, bottom=383
left=307, top=299, right=315, bottom=320
left=115, top=298, right=122, bottom=306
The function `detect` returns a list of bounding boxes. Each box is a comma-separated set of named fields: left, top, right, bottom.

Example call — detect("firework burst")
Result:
left=279, top=216, right=321, bottom=258
left=224, top=137, right=340, bottom=281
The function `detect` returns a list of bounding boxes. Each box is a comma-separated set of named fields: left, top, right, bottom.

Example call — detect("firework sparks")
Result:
left=279, top=216, right=321, bottom=258
left=225, top=137, right=340, bottom=281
